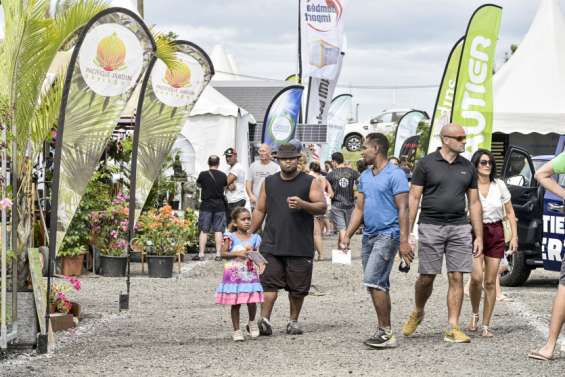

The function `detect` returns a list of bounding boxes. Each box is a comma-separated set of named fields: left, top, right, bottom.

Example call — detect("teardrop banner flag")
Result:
left=393, top=110, right=429, bottom=158
left=130, top=40, right=214, bottom=224
left=426, top=37, right=464, bottom=154
left=452, top=4, right=502, bottom=156
left=49, top=7, right=155, bottom=256
left=261, top=85, right=304, bottom=149
left=319, top=93, right=354, bottom=161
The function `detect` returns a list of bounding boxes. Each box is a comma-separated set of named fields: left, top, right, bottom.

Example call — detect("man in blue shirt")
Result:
left=340, top=133, right=413, bottom=349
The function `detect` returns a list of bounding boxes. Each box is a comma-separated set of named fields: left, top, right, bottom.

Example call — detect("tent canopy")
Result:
left=493, top=0, right=565, bottom=134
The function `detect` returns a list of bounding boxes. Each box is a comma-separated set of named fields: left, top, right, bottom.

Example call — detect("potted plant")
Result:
left=49, top=276, right=81, bottom=332
left=137, top=205, right=192, bottom=278
left=90, top=192, right=129, bottom=277
left=58, top=235, right=87, bottom=276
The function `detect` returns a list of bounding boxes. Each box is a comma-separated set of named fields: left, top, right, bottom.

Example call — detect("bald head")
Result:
left=440, top=123, right=467, bottom=154
left=440, top=123, right=465, bottom=138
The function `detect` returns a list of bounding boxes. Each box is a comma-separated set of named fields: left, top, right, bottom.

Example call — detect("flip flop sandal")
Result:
left=528, top=351, right=553, bottom=361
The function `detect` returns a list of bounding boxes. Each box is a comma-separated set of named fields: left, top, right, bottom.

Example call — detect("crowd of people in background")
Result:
left=191, top=127, right=565, bottom=362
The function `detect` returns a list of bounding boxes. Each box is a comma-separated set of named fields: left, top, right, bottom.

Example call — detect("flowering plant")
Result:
left=136, top=205, right=192, bottom=256
left=90, top=192, right=130, bottom=256
left=50, top=276, right=81, bottom=314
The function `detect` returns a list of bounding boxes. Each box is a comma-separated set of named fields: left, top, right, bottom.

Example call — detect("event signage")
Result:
left=426, top=37, right=464, bottom=154
left=261, top=85, right=304, bottom=148
left=319, top=93, right=354, bottom=161
left=305, top=51, right=344, bottom=125
left=452, top=4, right=502, bottom=155
left=393, top=110, right=429, bottom=158
left=131, top=41, right=214, bottom=223
left=49, top=8, right=155, bottom=256
left=300, top=0, right=346, bottom=80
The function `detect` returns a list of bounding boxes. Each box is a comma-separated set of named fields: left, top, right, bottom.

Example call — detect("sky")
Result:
left=0, top=0, right=555, bottom=121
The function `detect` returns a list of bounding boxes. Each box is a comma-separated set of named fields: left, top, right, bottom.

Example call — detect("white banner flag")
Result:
left=300, top=0, right=346, bottom=80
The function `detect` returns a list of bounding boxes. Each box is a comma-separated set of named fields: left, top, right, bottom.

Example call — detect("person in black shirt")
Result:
left=251, top=143, right=326, bottom=336
left=327, top=152, right=360, bottom=241
left=194, top=155, right=228, bottom=261
left=402, top=123, right=483, bottom=343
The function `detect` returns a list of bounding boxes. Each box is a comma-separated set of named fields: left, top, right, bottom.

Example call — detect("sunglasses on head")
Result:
left=479, top=160, right=492, bottom=166
left=444, top=135, right=466, bottom=142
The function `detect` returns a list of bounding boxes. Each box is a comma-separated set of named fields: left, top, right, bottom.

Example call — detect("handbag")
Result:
left=496, top=179, right=513, bottom=243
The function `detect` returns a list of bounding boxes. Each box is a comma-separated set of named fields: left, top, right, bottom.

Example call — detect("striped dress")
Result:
left=215, top=233, right=264, bottom=305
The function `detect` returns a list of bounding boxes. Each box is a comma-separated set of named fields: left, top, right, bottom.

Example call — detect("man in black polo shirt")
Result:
left=402, top=123, right=483, bottom=343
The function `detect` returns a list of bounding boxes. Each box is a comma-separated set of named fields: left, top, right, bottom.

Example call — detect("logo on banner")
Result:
left=304, top=0, right=343, bottom=32
left=79, top=24, right=144, bottom=97
left=152, top=53, right=203, bottom=108
left=268, top=112, right=295, bottom=142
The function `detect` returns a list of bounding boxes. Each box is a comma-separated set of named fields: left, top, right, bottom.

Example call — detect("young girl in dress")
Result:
left=215, top=207, right=265, bottom=341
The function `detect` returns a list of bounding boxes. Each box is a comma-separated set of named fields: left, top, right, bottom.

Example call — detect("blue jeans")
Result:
left=361, top=234, right=400, bottom=292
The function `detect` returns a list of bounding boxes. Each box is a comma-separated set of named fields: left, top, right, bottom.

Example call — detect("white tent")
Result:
left=493, top=0, right=565, bottom=134
left=173, top=85, right=254, bottom=176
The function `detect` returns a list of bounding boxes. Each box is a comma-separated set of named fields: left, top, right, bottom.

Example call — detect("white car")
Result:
left=342, top=108, right=413, bottom=152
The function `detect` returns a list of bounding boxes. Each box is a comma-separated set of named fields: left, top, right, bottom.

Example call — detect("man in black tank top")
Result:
left=251, top=143, right=326, bottom=336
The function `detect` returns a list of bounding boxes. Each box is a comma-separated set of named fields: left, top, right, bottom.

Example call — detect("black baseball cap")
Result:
left=223, top=147, right=236, bottom=157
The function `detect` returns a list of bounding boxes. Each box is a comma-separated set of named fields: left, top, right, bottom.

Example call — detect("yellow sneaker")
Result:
left=444, top=325, right=471, bottom=343
left=402, top=311, right=423, bottom=337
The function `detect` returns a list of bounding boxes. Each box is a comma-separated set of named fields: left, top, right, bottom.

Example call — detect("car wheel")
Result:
left=500, top=249, right=532, bottom=287
left=344, top=134, right=363, bottom=152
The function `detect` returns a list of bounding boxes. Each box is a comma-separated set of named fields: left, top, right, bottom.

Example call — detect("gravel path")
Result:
left=1, top=235, right=563, bottom=376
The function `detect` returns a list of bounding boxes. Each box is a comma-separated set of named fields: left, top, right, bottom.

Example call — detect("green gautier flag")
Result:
left=426, top=37, right=464, bottom=154
left=452, top=4, right=502, bottom=155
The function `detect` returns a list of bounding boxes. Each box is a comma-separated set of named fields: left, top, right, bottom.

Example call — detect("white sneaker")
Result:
left=246, top=322, right=260, bottom=339
left=232, top=329, right=245, bottom=342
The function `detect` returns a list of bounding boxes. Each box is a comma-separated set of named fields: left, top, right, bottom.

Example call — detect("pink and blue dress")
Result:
left=215, top=233, right=264, bottom=305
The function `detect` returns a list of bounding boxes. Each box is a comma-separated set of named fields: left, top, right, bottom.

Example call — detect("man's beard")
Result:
left=281, top=165, right=297, bottom=177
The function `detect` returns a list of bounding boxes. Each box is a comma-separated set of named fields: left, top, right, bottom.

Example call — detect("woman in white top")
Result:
left=466, top=149, right=518, bottom=337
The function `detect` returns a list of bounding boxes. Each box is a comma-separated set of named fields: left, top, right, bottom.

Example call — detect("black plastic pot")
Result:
left=147, top=255, right=175, bottom=278
left=99, top=255, right=127, bottom=277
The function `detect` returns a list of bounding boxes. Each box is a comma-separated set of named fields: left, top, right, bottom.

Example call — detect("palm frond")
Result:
left=1, top=0, right=107, bottom=164
left=154, top=33, right=180, bottom=70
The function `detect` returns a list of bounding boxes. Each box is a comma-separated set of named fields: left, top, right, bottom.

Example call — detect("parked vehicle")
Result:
left=500, top=135, right=565, bottom=286
left=342, top=108, right=413, bottom=152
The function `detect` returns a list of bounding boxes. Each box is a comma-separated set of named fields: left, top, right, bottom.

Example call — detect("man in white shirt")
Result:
left=224, top=147, right=247, bottom=222
left=246, top=144, right=280, bottom=210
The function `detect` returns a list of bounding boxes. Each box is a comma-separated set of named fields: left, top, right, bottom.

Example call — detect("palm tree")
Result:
left=0, top=0, right=177, bottom=286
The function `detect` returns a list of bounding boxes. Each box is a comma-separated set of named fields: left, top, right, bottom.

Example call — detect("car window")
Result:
left=377, top=112, right=393, bottom=123
left=392, top=112, right=407, bottom=122
left=504, top=150, right=533, bottom=188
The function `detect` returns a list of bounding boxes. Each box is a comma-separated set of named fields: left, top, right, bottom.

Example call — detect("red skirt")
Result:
left=483, top=222, right=505, bottom=259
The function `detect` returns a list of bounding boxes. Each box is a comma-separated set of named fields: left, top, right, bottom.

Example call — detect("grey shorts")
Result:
left=418, top=223, right=473, bottom=274
left=560, top=259, right=565, bottom=286
left=198, top=211, right=226, bottom=233
left=330, top=207, right=353, bottom=230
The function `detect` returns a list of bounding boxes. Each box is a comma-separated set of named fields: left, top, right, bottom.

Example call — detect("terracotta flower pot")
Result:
left=62, top=254, right=84, bottom=276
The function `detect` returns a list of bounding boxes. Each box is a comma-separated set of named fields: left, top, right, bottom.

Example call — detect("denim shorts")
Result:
left=361, top=233, right=400, bottom=292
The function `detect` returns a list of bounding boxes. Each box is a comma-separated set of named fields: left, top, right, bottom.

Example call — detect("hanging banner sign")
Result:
left=452, top=4, right=502, bottom=156
left=261, top=85, right=304, bottom=148
left=319, top=93, right=354, bottom=161
left=305, top=51, right=344, bottom=124
left=426, top=37, right=464, bottom=154
left=300, top=0, right=346, bottom=80
left=131, top=41, right=214, bottom=222
left=49, top=8, right=155, bottom=255
left=393, top=110, right=429, bottom=158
